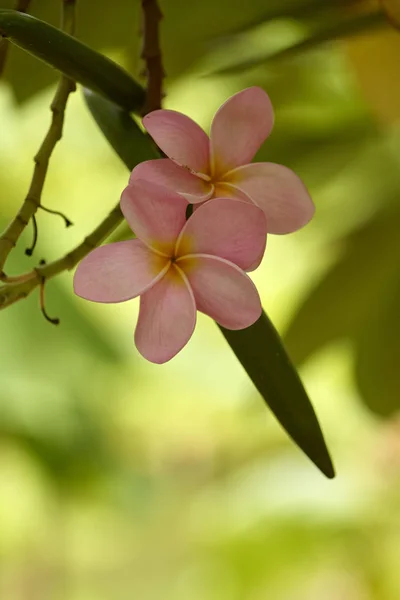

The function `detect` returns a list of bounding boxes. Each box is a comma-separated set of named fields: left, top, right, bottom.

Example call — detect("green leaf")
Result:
left=208, top=10, right=386, bottom=76
left=285, top=207, right=400, bottom=366
left=210, top=0, right=352, bottom=39
left=83, top=90, right=335, bottom=478
left=219, top=315, right=334, bottom=478
left=354, top=276, right=400, bottom=418
left=0, top=9, right=145, bottom=111
left=83, top=89, right=159, bottom=170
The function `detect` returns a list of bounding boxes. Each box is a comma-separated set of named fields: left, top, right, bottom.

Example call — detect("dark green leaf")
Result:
left=208, top=10, right=386, bottom=75
left=285, top=207, right=400, bottom=366
left=354, top=276, right=400, bottom=418
left=0, top=9, right=145, bottom=111
left=210, top=0, right=354, bottom=40
left=220, top=314, right=334, bottom=478
left=83, top=90, right=335, bottom=478
left=1, top=0, right=350, bottom=104
left=83, top=89, right=159, bottom=170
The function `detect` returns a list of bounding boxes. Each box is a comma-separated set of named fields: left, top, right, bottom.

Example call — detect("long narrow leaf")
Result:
left=83, top=89, right=159, bottom=169
left=220, top=316, right=334, bottom=477
left=0, top=9, right=145, bottom=112
left=83, top=90, right=335, bottom=478
left=211, top=0, right=352, bottom=40
left=209, top=10, right=386, bottom=76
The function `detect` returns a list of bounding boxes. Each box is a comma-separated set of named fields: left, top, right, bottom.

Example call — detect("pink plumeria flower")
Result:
left=130, top=87, right=314, bottom=234
left=74, top=179, right=267, bottom=364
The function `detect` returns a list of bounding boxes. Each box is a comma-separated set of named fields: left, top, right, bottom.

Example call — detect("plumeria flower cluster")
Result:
left=74, top=87, right=314, bottom=363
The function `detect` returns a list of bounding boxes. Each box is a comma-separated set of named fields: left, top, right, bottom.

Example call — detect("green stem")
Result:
left=0, top=205, right=123, bottom=310
left=0, top=1, right=76, bottom=270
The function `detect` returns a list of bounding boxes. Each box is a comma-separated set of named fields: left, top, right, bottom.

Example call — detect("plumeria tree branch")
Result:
left=0, top=205, right=123, bottom=309
left=0, top=0, right=162, bottom=314
left=0, top=0, right=31, bottom=77
left=140, top=0, right=165, bottom=114
left=0, top=0, right=76, bottom=271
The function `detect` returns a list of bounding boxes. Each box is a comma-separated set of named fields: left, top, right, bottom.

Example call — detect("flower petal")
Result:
left=225, top=163, right=315, bottom=234
left=120, top=179, right=188, bottom=255
left=176, top=198, right=267, bottom=272
left=73, top=239, right=169, bottom=303
left=143, top=109, right=210, bottom=174
left=178, top=255, right=262, bottom=329
left=213, top=181, right=252, bottom=203
left=129, top=159, right=214, bottom=203
left=135, top=266, right=197, bottom=363
left=210, top=87, right=274, bottom=177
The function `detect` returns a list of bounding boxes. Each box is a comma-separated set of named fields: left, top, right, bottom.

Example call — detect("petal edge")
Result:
left=179, top=254, right=262, bottom=329
left=176, top=198, right=267, bottom=272
left=143, top=109, right=210, bottom=174
left=134, top=266, right=197, bottom=363
left=73, top=239, right=169, bottom=303
left=226, top=162, right=315, bottom=234
left=210, top=87, right=274, bottom=177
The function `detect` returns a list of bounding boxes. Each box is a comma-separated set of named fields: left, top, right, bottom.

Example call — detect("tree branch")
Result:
left=0, top=205, right=123, bottom=310
left=0, top=0, right=164, bottom=313
left=140, top=0, right=165, bottom=114
left=0, top=0, right=31, bottom=77
left=0, top=0, right=76, bottom=270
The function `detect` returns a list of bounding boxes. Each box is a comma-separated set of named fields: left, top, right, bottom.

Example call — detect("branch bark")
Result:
left=0, top=205, right=123, bottom=310
left=0, top=0, right=76, bottom=270
left=0, top=0, right=165, bottom=312
left=140, top=0, right=165, bottom=114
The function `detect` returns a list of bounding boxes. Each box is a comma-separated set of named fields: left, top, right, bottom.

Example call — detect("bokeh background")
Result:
left=1, top=0, right=400, bottom=598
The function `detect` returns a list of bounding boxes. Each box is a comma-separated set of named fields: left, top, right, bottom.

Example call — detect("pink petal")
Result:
left=129, top=159, right=214, bottom=203
left=143, top=109, right=210, bottom=174
left=135, top=266, right=196, bottom=363
left=73, top=239, right=169, bottom=303
left=210, top=87, right=274, bottom=177
left=225, top=163, right=315, bottom=234
left=120, top=179, right=188, bottom=255
left=213, top=182, right=253, bottom=203
left=176, top=198, right=267, bottom=272
left=178, top=255, right=262, bottom=329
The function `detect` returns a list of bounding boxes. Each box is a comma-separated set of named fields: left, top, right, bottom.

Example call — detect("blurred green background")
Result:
left=1, top=0, right=400, bottom=598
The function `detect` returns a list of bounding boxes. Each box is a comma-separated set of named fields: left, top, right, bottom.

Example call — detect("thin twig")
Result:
left=25, top=214, right=38, bottom=256
left=140, top=0, right=165, bottom=114
left=0, top=270, right=33, bottom=284
left=0, top=205, right=123, bottom=310
left=0, top=0, right=76, bottom=270
left=39, top=277, right=60, bottom=325
left=0, top=0, right=32, bottom=77
left=39, top=204, right=73, bottom=227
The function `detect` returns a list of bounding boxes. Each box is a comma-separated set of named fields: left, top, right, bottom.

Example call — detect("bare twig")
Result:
left=0, top=0, right=153, bottom=313
left=39, top=277, right=60, bottom=325
left=140, top=0, right=165, bottom=114
left=0, top=205, right=123, bottom=310
left=0, top=0, right=32, bottom=77
left=25, top=214, right=38, bottom=256
left=38, top=205, right=73, bottom=227
left=0, top=0, right=76, bottom=270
